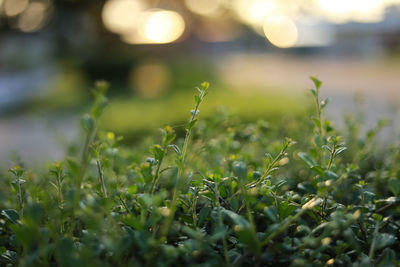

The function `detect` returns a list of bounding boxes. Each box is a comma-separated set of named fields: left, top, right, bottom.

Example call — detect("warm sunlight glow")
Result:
left=233, top=0, right=277, bottom=25
left=351, top=0, right=386, bottom=23
left=317, top=0, right=386, bottom=23
left=4, top=0, right=28, bottom=17
left=102, top=0, right=146, bottom=34
left=184, top=0, right=223, bottom=17
left=141, top=10, right=184, bottom=43
left=123, top=9, right=185, bottom=44
left=263, top=14, right=298, bottom=48
left=18, top=2, right=47, bottom=32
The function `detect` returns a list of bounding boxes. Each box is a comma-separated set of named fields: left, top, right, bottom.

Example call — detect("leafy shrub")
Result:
left=0, top=78, right=399, bottom=266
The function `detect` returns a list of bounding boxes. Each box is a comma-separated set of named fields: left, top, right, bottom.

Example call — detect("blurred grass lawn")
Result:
left=101, top=87, right=308, bottom=138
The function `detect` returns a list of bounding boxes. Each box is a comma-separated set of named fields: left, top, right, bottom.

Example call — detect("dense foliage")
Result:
left=0, top=78, right=399, bottom=266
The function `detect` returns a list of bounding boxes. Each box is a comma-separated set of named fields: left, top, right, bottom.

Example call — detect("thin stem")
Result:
left=96, top=159, right=107, bottom=198
left=255, top=149, right=286, bottom=187
left=57, top=179, right=63, bottom=207
left=160, top=86, right=208, bottom=240
left=150, top=156, right=164, bottom=194
left=369, top=222, right=380, bottom=260
left=215, top=183, right=229, bottom=265
left=262, top=208, right=307, bottom=246
left=17, top=179, right=23, bottom=216
left=192, top=190, right=198, bottom=228
left=327, top=145, right=336, bottom=170
left=238, top=177, right=260, bottom=255
left=77, top=126, right=96, bottom=190
left=315, top=95, right=323, bottom=141
left=119, top=195, right=131, bottom=213
left=228, top=142, right=291, bottom=202
left=313, top=88, right=324, bottom=166
left=181, top=99, right=200, bottom=165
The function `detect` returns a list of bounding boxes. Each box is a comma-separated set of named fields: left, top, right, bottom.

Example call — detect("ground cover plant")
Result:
left=0, top=78, right=399, bottom=266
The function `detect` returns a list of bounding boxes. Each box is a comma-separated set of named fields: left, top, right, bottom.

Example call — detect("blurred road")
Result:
left=219, top=53, right=400, bottom=127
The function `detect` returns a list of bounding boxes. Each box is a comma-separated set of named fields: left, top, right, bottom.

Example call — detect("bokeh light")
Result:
left=184, top=0, right=224, bottom=17
left=263, top=14, right=298, bottom=48
left=233, top=0, right=277, bottom=26
left=122, top=9, right=185, bottom=44
left=140, top=10, right=185, bottom=43
left=17, top=2, right=48, bottom=32
left=4, top=0, right=29, bottom=17
left=102, top=0, right=146, bottom=34
left=317, top=0, right=386, bottom=23
left=130, top=62, right=171, bottom=98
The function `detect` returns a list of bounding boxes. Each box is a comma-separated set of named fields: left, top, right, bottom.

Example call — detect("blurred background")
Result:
left=0, top=0, right=399, bottom=166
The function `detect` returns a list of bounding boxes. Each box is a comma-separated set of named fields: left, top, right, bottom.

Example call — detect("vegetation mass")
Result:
left=0, top=78, right=399, bottom=266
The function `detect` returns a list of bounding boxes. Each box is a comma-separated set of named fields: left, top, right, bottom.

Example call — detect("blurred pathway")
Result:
left=218, top=53, right=400, bottom=128
left=0, top=115, right=78, bottom=168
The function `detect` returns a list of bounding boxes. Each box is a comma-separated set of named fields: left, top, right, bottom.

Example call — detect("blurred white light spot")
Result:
left=317, top=0, right=386, bottom=23
left=102, top=0, right=146, bottom=34
left=352, top=0, right=386, bottom=23
left=185, top=0, right=223, bottom=16
left=18, top=2, right=47, bottom=32
left=141, top=10, right=185, bottom=43
left=4, top=0, right=28, bottom=17
left=233, top=0, right=277, bottom=25
left=263, top=14, right=298, bottom=48
left=123, top=9, right=185, bottom=44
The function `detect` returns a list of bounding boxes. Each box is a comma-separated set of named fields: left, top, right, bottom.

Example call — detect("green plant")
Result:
left=0, top=78, right=399, bottom=266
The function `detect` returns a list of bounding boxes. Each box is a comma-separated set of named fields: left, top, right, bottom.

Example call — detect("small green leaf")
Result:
left=197, top=206, right=211, bottom=226
left=0, top=250, right=17, bottom=264
left=221, top=209, right=251, bottom=229
left=334, top=147, right=347, bottom=157
left=11, top=179, right=26, bottom=185
left=298, top=152, right=316, bottom=168
left=150, top=145, right=164, bottom=161
left=81, top=113, right=94, bottom=132
left=182, top=226, right=204, bottom=240
left=321, top=98, right=329, bottom=109
left=375, top=233, right=397, bottom=250
left=187, top=119, right=197, bottom=131
left=388, top=179, right=400, bottom=196
left=209, top=227, right=228, bottom=242
left=322, top=145, right=332, bottom=152
left=311, top=166, right=325, bottom=176
left=278, top=202, right=297, bottom=218
left=232, top=161, right=247, bottom=178
left=312, top=118, right=321, bottom=129
left=168, top=145, right=181, bottom=156
left=128, top=184, right=138, bottom=194
left=264, top=206, right=278, bottom=222
left=324, top=171, right=338, bottom=180
left=1, top=209, right=20, bottom=224
left=310, top=76, right=322, bottom=90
